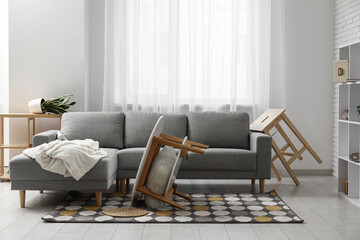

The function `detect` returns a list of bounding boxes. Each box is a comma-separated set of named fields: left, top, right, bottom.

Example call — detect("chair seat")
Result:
left=10, top=148, right=118, bottom=181
left=117, top=148, right=256, bottom=172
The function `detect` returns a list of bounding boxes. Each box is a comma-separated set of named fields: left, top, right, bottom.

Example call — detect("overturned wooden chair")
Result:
left=131, top=116, right=208, bottom=210
left=250, top=109, right=322, bottom=185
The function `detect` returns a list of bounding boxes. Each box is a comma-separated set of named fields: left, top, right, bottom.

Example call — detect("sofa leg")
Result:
left=126, top=178, right=130, bottom=191
left=259, top=179, right=265, bottom=193
left=251, top=179, right=255, bottom=185
left=39, top=190, right=43, bottom=194
left=19, top=190, right=26, bottom=208
left=120, top=178, right=125, bottom=193
left=96, top=191, right=102, bottom=207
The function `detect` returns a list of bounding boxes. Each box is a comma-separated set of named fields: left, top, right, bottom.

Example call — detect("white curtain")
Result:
left=0, top=0, right=9, bottom=114
left=103, top=0, right=284, bottom=119
left=0, top=0, right=9, bottom=166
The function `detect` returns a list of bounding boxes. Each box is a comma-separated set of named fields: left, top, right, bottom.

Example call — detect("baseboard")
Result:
left=273, top=169, right=332, bottom=177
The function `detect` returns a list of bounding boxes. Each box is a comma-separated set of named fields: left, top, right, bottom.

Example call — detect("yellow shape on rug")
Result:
left=254, top=216, right=272, bottom=222
left=208, top=197, right=223, bottom=201
left=156, top=211, right=173, bottom=216
left=193, top=206, right=209, bottom=211
left=265, top=206, right=282, bottom=211
left=59, top=210, right=78, bottom=216
left=83, top=206, right=100, bottom=211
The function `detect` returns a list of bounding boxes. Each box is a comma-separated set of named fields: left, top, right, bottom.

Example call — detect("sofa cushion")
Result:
left=118, top=148, right=255, bottom=172
left=187, top=111, right=249, bottom=149
left=124, top=111, right=187, bottom=148
left=145, top=146, right=177, bottom=208
left=61, top=112, right=125, bottom=149
left=10, top=148, right=118, bottom=181
left=117, top=148, right=145, bottom=170
left=182, top=148, right=256, bottom=171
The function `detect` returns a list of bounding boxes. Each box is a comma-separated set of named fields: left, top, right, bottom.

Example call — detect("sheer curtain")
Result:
left=0, top=0, right=9, bottom=114
left=0, top=0, right=9, bottom=166
left=103, top=0, right=283, bottom=119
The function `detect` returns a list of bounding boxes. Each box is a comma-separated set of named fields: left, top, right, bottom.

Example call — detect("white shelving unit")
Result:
left=338, top=42, right=360, bottom=206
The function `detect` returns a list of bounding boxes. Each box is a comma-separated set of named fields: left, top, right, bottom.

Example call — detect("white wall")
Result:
left=332, top=0, right=360, bottom=177
left=272, top=0, right=334, bottom=174
left=87, top=0, right=105, bottom=112
left=8, top=0, right=85, bottom=162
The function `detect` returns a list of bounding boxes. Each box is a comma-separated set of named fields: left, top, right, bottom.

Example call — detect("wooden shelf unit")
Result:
left=337, top=42, right=360, bottom=206
left=0, top=113, right=61, bottom=182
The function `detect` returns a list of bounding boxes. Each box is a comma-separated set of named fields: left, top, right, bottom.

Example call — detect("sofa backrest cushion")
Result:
left=187, top=111, right=249, bottom=149
left=125, top=111, right=187, bottom=148
left=61, top=112, right=125, bottom=149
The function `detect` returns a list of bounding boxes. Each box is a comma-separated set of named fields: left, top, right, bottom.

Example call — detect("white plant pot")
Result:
left=28, top=98, right=45, bottom=114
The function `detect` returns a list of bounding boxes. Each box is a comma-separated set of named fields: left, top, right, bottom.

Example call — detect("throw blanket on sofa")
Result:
left=23, top=132, right=107, bottom=181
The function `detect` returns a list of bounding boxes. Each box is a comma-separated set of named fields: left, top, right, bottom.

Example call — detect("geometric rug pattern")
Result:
left=42, top=190, right=303, bottom=223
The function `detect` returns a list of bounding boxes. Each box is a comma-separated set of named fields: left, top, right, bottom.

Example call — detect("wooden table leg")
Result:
left=271, top=144, right=289, bottom=181
left=32, top=118, right=35, bottom=146
left=275, top=123, right=303, bottom=160
left=271, top=163, right=282, bottom=181
left=267, top=131, right=300, bottom=185
left=27, top=118, right=31, bottom=147
left=281, top=113, right=322, bottom=164
left=0, top=117, right=3, bottom=176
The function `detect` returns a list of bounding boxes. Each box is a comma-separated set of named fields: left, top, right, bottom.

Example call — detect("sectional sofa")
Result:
left=10, top=111, right=272, bottom=208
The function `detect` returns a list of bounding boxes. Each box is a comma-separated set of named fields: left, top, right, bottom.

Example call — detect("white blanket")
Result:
left=23, top=134, right=107, bottom=181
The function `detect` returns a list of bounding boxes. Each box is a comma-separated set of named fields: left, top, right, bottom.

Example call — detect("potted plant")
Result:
left=28, top=94, right=76, bottom=114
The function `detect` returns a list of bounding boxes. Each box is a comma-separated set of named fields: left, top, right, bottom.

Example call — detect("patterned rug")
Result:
left=42, top=190, right=303, bottom=223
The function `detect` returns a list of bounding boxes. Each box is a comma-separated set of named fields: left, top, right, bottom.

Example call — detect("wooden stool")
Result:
left=250, top=109, right=322, bottom=185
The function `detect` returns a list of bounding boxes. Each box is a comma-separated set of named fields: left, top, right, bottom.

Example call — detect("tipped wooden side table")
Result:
left=0, top=113, right=62, bottom=182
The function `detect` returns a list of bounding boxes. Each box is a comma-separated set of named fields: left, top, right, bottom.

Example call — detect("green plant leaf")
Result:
left=41, top=94, right=76, bottom=114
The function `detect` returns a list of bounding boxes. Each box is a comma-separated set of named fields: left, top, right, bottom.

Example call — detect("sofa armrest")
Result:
left=32, top=130, right=58, bottom=147
left=250, top=132, right=272, bottom=179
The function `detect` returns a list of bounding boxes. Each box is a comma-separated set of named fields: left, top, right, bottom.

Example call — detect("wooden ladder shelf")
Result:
left=250, top=109, right=322, bottom=185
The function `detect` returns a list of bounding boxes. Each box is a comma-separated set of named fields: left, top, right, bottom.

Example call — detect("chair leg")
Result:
left=251, top=179, right=255, bottom=185
left=96, top=191, right=102, bottom=207
left=19, top=190, right=26, bottom=208
left=259, top=179, right=265, bottom=193
left=120, top=178, right=125, bottom=193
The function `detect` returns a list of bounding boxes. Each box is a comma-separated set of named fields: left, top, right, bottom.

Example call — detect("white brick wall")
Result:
left=333, top=0, right=360, bottom=177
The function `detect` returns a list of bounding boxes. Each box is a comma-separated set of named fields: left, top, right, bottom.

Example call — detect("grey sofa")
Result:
left=10, top=111, right=272, bottom=208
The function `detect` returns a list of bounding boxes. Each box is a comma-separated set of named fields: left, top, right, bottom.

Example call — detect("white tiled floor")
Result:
left=0, top=176, right=359, bottom=240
